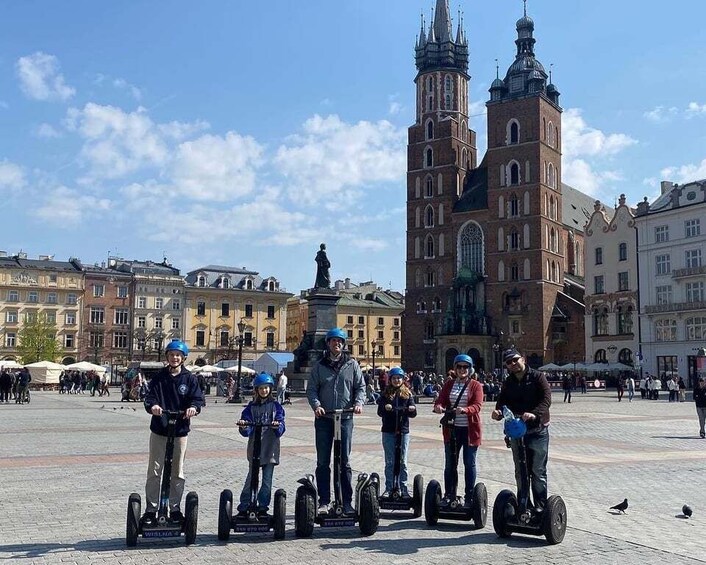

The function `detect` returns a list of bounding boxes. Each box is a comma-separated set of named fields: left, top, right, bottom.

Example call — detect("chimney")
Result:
left=345, top=277, right=351, bottom=289
left=660, top=181, right=675, bottom=194
left=0, top=251, right=6, bottom=257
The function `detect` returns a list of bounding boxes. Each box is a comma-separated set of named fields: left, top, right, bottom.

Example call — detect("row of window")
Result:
left=655, top=249, right=702, bottom=275
left=195, top=302, right=276, bottom=319
left=193, top=329, right=276, bottom=349
left=593, top=348, right=633, bottom=364
left=3, top=290, right=78, bottom=304
left=653, top=317, right=706, bottom=341
left=350, top=343, right=399, bottom=357
left=91, top=284, right=129, bottom=298
left=595, top=243, right=629, bottom=264
left=423, top=74, right=460, bottom=114
left=591, top=305, right=634, bottom=335
left=656, top=283, right=705, bottom=304
left=654, top=219, right=701, bottom=243
left=345, top=329, right=400, bottom=341
left=136, top=296, right=181, bottom=310
left=594, top=272, right=631, bottom=294
left=344, top=315, right=400, bottom=327
left=194, top=274, right=278, bottom=292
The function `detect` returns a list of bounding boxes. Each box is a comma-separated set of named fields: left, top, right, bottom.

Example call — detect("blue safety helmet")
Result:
left=253, top=373, right=275, bottom=389
left=325, top=327, right=346, bottom=342
left=453, top=354, right=474, bottom=367
left=388, top=367, right=405, bottom=378
left=504, top=417, right=527, bottom=439
left=165, top=339, right=189, bottom=357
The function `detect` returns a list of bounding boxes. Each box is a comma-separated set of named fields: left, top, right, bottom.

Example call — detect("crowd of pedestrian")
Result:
left=0, top=367, right=32, bottom=404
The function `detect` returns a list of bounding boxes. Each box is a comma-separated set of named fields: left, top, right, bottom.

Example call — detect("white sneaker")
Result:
left=317, top=503, right=329, bottom=515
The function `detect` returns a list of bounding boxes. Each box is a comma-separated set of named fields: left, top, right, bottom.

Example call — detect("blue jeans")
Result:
left=315, top=416, right=353, bottom=506
left=238, top=463, right=275, bottom=511
left=382, top=432, right=410, bottom=491
left=443, top=426, right=477, bottom=501
left=510, top=426, right=549, bottom=510
left=277, top=387, right=286, bottom=404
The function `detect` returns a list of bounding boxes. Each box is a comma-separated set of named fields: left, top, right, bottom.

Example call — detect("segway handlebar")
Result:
left=162, top=409, right=185, bottom=418
left=237, top=420, right=280, bottom=429
left=323, top=407, right=356, bottom=416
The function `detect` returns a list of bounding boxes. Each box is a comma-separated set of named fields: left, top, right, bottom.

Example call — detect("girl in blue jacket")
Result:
left=236, top=373, right=285, bottom=516
left=377, top=367, right=416, bottom=497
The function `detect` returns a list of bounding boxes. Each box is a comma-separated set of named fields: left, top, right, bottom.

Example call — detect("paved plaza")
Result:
left=1, top=388, right=705, bottom=565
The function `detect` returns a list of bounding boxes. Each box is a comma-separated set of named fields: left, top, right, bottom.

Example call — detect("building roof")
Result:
left=184, top=264, right=290, bottom=294
left=561, top=182, right=595, bottom=233
left=0, top=255, right=82, bottom=272
left=454, top=164, right=488, bottom=213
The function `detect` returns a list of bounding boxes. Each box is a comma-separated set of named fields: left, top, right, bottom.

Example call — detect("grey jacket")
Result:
left=307, top=353, right=365, bottom=418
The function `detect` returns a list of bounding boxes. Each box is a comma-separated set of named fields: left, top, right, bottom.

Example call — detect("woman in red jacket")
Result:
left=433, top=354, right=483, bottom=506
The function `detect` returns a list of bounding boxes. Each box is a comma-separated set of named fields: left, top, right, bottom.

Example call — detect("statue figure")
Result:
left=314, top=243, right=331, bottom=289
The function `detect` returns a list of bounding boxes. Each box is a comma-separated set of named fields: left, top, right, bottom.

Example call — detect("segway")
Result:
left=492, top=406, right=567, bottom=545
left=218, top=420, right=286, bottom=541
left=377, top=405, right=424, bottom=518
left=126, top=411, right=198, bottom=546
left=294, top=408, right=379, bottom=537
left=424, top=408, right=487, bottom=529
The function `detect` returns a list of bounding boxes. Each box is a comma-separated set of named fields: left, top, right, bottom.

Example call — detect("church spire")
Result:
left=433, top=0, right=452, bottom=43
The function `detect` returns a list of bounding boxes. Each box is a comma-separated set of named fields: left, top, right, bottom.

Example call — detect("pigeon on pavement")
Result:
left=682, top=504, right=693, bottom=518
left=610, top=499, right=628, bottom=514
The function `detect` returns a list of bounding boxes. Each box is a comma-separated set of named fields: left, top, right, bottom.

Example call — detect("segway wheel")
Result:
left=273, top=489, right=287, bottom=540
left=542, top=495, right=567, bottom=545
left=424, top=479, right=441, bottom=526
left=471, top=482, right=488, bottom=530
left=492, top=489, right=517, bottom=538
left=184, top=491, right=198, bottom=545
left=218, top=489, right=233, bottom=541
left=294, top=486, right=315, bottom=538
left=412, top=474, right=424, bottom=518
left=358, top=483, right=379, bottom=536
left=126, top=493, right=141, bottom=547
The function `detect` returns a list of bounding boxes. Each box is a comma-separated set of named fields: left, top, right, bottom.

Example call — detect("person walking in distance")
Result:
left=276, top=370, right=288, bottom=405
left=561, top=373, right=572, bottom=403
left=694, top=376, right=706, bottom=439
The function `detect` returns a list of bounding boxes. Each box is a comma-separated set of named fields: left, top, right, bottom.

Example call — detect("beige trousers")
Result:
left=145, top=432, right=188, bottom=512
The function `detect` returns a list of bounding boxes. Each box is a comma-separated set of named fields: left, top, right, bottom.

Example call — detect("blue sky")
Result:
left=1, top=0, right=705, bottom=295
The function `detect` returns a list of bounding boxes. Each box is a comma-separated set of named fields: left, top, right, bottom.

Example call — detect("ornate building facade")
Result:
left=403, top=1, right=592, bottom=373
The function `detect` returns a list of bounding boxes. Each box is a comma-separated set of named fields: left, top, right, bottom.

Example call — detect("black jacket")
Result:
left=144, top=366, right=205, bottom=437
left=377, top=390, right=416, bottom=434
left=694, top=385, right=706, bottom=408
left=495, top=367, right=552, bottom=431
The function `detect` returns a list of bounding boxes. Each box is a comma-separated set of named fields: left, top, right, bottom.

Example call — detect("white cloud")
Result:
left=113, top=78, right=142, bottom=101
left=16, top=52, right=75, bottom=101
left=0, top=160, right=26, bottom=190
left=643, top=105, right=678, bottom=123
left=350, top=238, right=388, bottom=252
left=388, top=94, right=403, bottom=116
left=685, top=102, right=706, bottom=118
left=274, top=114, right=405, bottom=208
left=560, top=108, right=636, bottom=195
left=170, top=132, right=264, bottom=201
left=660, top=159, right=706, bottom=185
left=36, top=123, right=62, bottom=139
left=33, top=186, right=111, bottom=224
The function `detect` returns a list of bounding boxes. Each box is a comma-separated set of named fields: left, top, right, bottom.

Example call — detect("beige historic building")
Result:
left=0, top=253, right=84, bottom=363
left=286, top=279, right=404, bottom=369
left=184, top=265, right=291, bottom=363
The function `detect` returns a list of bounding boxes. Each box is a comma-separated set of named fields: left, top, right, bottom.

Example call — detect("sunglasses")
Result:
left=455, top=364, right=470, bottom=369
left=505, top=358, right=521, bottom=365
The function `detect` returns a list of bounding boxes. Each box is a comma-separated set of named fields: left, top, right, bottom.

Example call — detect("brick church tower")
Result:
left=403, top=3, right=587, bottom=372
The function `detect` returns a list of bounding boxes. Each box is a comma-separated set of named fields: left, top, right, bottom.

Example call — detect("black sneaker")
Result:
left=141, top=512, right=157, bottom=526
left=170, top=510, right=184, bottom=523
left=342, top=503, right=355, bottom=516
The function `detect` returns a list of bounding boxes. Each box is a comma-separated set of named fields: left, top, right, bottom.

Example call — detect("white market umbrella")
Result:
left=66, top=361, right=107, bottom=373
left=192, top=364, right=223, bottom=373
left=538, top=363, right=562, bottom=371
left=223, top=365, right=256, bottom=375
left=25, top=360, right=65, bottom=384
left=0, top=360, right=24, bottom=369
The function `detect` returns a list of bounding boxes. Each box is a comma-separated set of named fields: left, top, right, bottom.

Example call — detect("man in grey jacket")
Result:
left=307, top=327, right=365, bottom=515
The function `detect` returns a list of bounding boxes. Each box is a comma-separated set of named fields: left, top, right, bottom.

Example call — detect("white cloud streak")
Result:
left=16, top=52, right=75, bottom=101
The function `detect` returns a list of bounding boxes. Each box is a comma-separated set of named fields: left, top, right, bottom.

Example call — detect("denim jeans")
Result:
left=443, top=426, right=477, bottom=501
left=382, top=432, right=410, bottom=491
left=277, top=388, right=286, bottom=404
left=510, top=426, right=549, bottom=510
left=696, top=406, right=706, bottom=436
left=315, top=416, right=353, bottom=506
left=238, top=463, right=275, bottom=511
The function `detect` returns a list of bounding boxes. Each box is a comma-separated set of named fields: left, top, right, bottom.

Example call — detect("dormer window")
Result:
left=267, top=280, right=276, bottom=292
left=245, top=279, right=253, bottom=290
left=219, top=276, right=230, bottom=289
left=196, top=275, right=206, bottom=288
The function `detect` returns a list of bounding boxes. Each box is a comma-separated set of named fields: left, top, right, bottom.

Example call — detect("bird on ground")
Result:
left=610, top=499, right=628, bottom=513
left=682, top=504, right=693, bottom=518
left=100, top=405, right=105, bottom=409
left=132, top=408, right=136, bottom=411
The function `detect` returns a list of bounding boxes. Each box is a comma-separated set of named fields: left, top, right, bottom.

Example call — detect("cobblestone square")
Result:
left=0, top=390, right=704, bottom=564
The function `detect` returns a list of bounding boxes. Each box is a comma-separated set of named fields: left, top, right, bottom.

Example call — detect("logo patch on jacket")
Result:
left=178, top=384, right=188, bottom=395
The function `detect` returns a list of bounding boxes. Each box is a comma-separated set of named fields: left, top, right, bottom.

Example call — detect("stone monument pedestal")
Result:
left=287, top=287, right=340, bottom=393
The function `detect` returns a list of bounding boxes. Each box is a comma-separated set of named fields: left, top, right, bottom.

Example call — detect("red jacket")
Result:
left=434, top=377, right=483, bottom=447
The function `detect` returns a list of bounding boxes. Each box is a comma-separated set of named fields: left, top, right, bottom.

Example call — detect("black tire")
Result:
left=424, top=479, right=441, bottom=526
left=184, top=491, right=198, bottom=545
left=471, top=482, right=488, bottom=530
left=492, top=489, right=517, bottom=538
left=294, top=486, right=315, bottom=538
left=543, top=495, right=567, bottom=545
left=273, top=489, right=286, bottom=540
left=412, top=474, right=424, bottom=518
left=126, top=493, right=141, bottom=547
left=218, top=489, right=233, bottom=541
left=358, top=483, right=379, bottom=536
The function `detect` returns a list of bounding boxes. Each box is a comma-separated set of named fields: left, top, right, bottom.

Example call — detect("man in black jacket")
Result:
left=492, top=348, right=552, bottom=511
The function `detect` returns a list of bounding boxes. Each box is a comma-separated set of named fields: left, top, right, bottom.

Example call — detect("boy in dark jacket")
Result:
left=142, top=339, right=204, bottom=525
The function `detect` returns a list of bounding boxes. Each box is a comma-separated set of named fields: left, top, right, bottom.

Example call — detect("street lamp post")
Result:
left=371, top=340, right=377, bottom=387
left=235, top=319, right=246, bottom=402
left=492, top=331, right=504, bottom=373
left=155, top=330, right=164, bottom=361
